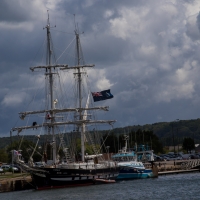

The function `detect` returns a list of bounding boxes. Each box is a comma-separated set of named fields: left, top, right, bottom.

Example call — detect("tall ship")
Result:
left=11, top=14, right=119, bottom=190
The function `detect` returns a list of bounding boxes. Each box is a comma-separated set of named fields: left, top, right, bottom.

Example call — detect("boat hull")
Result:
left=117, top=167, right=155, bottom=180
left=31, top=166, right=119, bottom=190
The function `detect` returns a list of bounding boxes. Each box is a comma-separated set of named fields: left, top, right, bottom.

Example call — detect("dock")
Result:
left=144, top=159, right=200, bottom=176
left=158, top=168, right=200, bottom=175
left=0, top=173, right=33, bottom=193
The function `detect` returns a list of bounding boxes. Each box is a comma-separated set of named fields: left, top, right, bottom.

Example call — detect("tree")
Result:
left=182, top=137, right=195, bottom=153
left=102, top=132, right=119, bottom=153
left=6, top=139, right=42, bottom=163
left=101, top=129, right=164, bottom=154
left=128, top=129, right=163, bottom=154
left=0, top=148, right=8, bottom=163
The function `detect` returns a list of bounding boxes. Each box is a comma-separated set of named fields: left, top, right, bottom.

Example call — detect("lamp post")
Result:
left=10, top=150, right=14, bottom=174
left=10, top=131, right=12, bottom=147
left=177, top=128, right=179, bottom=153
left=172, top=124, right=175, bottom=154
left=106, top=146, right=110, bottom=160
left=175, top=119, right=179, bottom=154
left=172, top=119, right=179, bottom=154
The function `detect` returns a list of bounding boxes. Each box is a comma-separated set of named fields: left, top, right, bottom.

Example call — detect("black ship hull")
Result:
left=31, top=166, right=119, bottom=190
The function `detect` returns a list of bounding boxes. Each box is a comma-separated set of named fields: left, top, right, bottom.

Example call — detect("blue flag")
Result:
left=92, top=89, right=113, bottom=102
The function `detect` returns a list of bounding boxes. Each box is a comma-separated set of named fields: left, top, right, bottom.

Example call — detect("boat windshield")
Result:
left=112, top=154, right=136, bottom=162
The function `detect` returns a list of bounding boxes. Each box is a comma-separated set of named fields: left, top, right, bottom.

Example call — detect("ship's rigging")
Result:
left=11, top=12, right=116, bottom=165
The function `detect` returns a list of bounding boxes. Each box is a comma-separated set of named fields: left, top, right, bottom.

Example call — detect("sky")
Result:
left=1, top=0, right=200, bottom=136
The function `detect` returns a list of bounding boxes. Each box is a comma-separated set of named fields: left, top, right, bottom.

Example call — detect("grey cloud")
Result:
left=1, top=0, right=200, bottom=136
left=185, top=14, right=200, bottom=41
left=0, top=0, right=33, bottom=22
left=196, top=12, right=200, bottom=32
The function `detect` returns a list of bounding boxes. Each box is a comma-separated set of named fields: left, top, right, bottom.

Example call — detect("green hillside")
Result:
left=117, top=119, right=200, bottom=146
left=1, top=118, right=200, bottom=150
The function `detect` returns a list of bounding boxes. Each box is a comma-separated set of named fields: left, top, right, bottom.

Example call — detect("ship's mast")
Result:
left=75, top=30, right=85, bottom=162
left=46, top=12, right=56, bottom=164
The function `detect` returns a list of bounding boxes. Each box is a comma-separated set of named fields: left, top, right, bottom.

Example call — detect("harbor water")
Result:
left=0, top=172, right=200, bottom=200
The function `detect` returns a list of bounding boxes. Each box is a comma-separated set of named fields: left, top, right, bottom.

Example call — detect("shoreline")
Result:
left=158, top=168, right=200, bottom=175
left=1, top=160, right=200, bottom=193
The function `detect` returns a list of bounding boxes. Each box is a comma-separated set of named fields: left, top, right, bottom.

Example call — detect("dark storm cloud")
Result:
left=1, top=0, right=200, bottom=136
left=196, top=12, right=200, bottom=32
left=0, top=0, right=38, bottom=22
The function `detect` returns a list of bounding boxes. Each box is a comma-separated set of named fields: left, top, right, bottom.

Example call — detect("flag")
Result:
left=13, top=150, right=19, bottom=155
left=13, top=150, right=21, bottom=156
left=92, top=89, right=113, bottom=102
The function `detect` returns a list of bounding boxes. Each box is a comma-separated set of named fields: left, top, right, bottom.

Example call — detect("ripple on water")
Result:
left=0, top=172, right=200, bottom=200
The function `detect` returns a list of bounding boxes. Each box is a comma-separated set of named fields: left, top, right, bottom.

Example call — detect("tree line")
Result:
left=101, top=129, right=163, bottom=154
left=0, top=129, right=196, bottom=164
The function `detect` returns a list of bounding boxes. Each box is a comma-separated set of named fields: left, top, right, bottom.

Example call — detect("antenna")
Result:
left=43, top=10, right=56, bottom=30
left=73, top=14, right=76, bottom=30
left=73, top=14, right=84, bottom=35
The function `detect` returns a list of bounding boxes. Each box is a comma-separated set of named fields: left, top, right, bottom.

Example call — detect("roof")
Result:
left=112, top=151, right=135, bottom=158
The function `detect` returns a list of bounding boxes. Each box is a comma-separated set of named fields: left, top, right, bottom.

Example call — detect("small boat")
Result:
left=94, top=178, right=116, bottom=184
left=11, top=13, right=119, bottom=190
left=112, top=135, right=158, bottom=180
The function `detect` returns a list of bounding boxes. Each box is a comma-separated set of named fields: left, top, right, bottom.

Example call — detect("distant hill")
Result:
left=1, top=119, right=200, bottom=149
left=115, top=118, right=200, bottom=146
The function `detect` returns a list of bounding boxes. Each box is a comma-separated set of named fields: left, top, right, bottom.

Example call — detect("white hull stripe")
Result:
left=34, top=173, right=46, bottom=178
left=51, top=177, right=93, bottom=181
